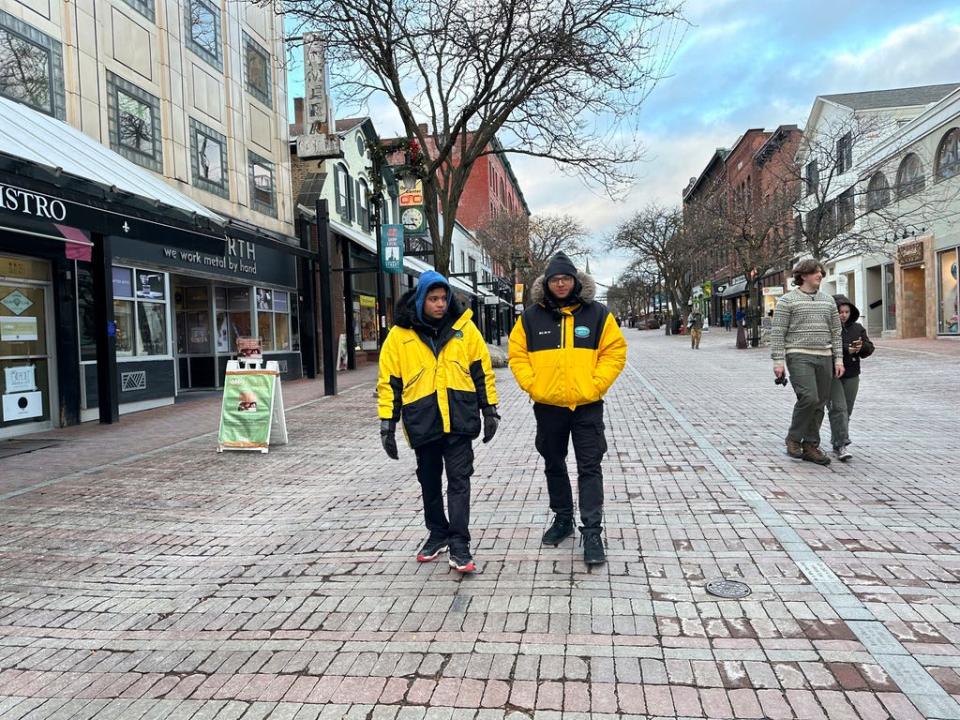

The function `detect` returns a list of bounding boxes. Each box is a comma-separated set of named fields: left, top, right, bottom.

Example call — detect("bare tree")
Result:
left=609, top=204, right=695, bottom=317
left=607, top=261, right=659, bottom=320
left=271, top=0, right=684, bottom=273
left=477, top=213, right=590, bottom=299
left=686, top=168, right=797, bottom=344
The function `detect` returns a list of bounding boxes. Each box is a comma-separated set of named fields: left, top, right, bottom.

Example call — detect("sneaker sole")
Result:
left=416, top=546, right=448, bottom=563
left=448, top=559, right=476, bottom=573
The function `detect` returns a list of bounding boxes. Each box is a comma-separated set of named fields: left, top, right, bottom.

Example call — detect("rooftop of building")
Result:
left=822, top=83, right=960, bottom=111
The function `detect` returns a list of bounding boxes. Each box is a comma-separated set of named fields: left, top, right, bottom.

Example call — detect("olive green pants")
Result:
left=827, top=376, right=860, bottom=449
left=785, top=354, right=833, bottom=447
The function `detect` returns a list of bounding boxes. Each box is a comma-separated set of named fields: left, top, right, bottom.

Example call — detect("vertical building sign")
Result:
left=297, top=33, right=341, bottom=159
left=381, top=224, right=404, bottom=273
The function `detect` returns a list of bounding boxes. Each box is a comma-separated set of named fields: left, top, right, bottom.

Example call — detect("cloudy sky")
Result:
left=287, top=1, right=960, bottom=288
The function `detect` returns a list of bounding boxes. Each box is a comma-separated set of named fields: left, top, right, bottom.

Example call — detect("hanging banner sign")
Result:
left=217, top=361, right=288, bottom=452
left=381, top=224, right=404, bottom=273
left=513, top=283, right=525, bottom=303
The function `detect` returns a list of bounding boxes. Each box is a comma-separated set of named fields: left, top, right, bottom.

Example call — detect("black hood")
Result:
left=833, top=294, right=860, bottom=324
left=394, top=287, right=466, bottom=329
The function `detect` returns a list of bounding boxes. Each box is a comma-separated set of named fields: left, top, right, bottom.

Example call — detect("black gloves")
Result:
left=380, top=419, right=398, bottom=460
left=482, top=405, right=500, bottom=444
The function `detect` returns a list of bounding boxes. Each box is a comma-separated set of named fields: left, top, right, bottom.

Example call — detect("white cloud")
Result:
left=814, top=13, right=960, bottom=92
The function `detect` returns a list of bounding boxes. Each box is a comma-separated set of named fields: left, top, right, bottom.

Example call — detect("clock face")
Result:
left=401, top=207, right=424, bottom=231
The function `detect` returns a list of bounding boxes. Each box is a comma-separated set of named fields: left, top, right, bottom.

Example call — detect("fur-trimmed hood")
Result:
left=393, top=287, right=467, bottom=329
left=530, top=272, right=597, bottom=305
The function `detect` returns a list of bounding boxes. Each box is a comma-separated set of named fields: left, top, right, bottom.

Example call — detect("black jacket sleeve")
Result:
left=857, top=326, right=875, bottom=359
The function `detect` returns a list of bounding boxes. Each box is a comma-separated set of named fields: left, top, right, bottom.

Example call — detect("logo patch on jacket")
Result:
left=574, top=326, right=590, bottom=338
left=454, top=330, right=464, bottom=338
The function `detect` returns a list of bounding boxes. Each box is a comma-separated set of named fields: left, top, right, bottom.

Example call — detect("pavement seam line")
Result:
left=624, top=360, right=960, bottom=720
left=0, top=381, right=372, bottom=503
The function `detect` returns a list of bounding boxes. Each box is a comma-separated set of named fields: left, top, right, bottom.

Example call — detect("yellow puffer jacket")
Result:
left=378, top=290, right=498, bottom=448
left=509, top=273, right=626, bottom=409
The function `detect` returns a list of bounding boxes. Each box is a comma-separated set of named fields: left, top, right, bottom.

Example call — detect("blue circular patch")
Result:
left=574, top=326, right=590, bottom=338
left=454, top=330, right=464, bottom=338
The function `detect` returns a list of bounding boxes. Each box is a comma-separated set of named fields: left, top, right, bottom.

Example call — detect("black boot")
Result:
left=581, top=527, right=606, bottom=565
left=541, top=514, right=574, bottom=546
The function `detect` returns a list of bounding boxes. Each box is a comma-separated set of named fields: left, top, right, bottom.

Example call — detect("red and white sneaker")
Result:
left=448, top=551, right=476, bottom=574
left=416, top=537, right=448, bottom=563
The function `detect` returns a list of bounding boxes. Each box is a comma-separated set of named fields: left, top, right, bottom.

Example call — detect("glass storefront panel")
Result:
left=137, top=301, right=167, bottom=355
left=1, top=272, right=52, bottom=432
left=258, top=311, right=275, bottom=351
left=113, top=299, right=135, bottom=355
left=275, top=313, right=290, bottom=350
left=939, top=248, right=959, bottom=334
left=883, top=263, right=896, bottom=332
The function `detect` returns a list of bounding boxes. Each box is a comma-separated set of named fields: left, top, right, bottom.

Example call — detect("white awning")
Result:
left=0, top=96, right=222, bottom=225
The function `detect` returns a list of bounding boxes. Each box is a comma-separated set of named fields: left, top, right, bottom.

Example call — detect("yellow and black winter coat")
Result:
left=378, top=289, right=498, bottom=449
left=509, top=273, right=626, bottom=409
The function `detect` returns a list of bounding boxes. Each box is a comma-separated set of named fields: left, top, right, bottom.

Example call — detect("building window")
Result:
left=937, top=248, right=959, bottom=334
left=243, top=32, right=271, bottom=107
left=248, top=152, right=276, bottom=216
left=107, top=72, right=162, bottom=172
left=112, top=266, right=168, bottom=357
left=805, top=160, right=819, bottom=196
left=836, top=187, right=855, bottom=232
left=256, top=288, right=292, bottom=351
left=185, top=0, right=221, bottom=70
left=896, top=153, right=925, bottom=199
left=121, top=0, right=155, bottom=23
left=189, top=118, right=228, bottom=198
left=0, top=10, right=65, bottom=119
left=334, top=163, right=354, bottom=221
left=935, top=128, right=960, bottom=181
left=866, top=172, right=890, bottom=212
left=836, top=132, right=853, bottom=174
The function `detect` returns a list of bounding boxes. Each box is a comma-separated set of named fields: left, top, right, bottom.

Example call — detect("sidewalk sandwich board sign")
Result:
left=217, top=359, right=288, bottom=453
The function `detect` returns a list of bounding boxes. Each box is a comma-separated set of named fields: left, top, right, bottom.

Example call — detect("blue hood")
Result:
left=413, top=270, right=451, bottom=324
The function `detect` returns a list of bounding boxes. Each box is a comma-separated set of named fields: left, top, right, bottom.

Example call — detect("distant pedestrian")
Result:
left=723, top=310, right=732, bottom=331
left=735, top=307, right=745, bottom=327
left=826, top=295, right=874, bottom=462
left=377, top=271, right=500, bottom=574
left=688, top=309, right=703, bottom=349
left=770, top=260, right=843, bottom=466
left=509, top=252, right=626, bottom=566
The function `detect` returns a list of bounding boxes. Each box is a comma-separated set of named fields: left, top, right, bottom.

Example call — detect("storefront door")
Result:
left=0, top=257, right=57, bottom=438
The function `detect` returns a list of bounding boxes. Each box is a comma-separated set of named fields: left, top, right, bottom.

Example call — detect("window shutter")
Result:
left=346, top=173, right=354, bottom=221
left=334, top=165, right=344, bottom=215
left=354, top=179, right=362, bottom=225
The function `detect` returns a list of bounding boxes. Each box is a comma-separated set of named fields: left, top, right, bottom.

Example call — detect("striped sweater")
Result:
left=770, top=289, right=843, bottom=366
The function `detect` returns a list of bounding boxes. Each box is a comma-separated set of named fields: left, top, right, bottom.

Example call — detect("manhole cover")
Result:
left=705, top=579, right=751, bottom=599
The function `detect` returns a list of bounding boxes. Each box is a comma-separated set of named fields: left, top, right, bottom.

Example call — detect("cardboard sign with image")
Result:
left=217, top=360, right=288, bottom=453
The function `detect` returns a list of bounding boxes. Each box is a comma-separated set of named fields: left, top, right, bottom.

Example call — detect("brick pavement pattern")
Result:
left=1, top=329, right=959, bottom=719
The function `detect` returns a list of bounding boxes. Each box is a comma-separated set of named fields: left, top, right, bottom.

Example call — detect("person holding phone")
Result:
left=826, top=295, right=874, bottom=461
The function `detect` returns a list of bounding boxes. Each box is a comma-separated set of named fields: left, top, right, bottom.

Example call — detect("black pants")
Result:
left=534, top=401, right=607, bottom=528
left=414, top=434, right=474, bottom=553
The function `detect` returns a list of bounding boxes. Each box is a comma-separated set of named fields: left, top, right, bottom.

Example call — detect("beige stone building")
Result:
left=0, top=0, right=293, bottom=233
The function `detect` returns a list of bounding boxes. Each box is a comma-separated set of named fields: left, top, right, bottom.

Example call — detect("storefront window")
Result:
left=939, top=249, right=959, bottom=334
left=255, top=287, right=291, bottom=351
left=175, top=285, right=210, bottom=354
left=227, top=287, right=251, bottom=352
left=76, top=264, right=96, bottom=361
left=111, top=266, right=168, bottom=357
left=883, top=262, right=896, bottom=332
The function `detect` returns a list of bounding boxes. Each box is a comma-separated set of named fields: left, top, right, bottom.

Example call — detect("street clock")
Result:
left=401, top=207, right=426, bottom=234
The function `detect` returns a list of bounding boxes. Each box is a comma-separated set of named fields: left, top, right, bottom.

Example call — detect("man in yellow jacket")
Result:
left=377, top=271, right=499, bottom=574
left=509, top=252, right=626, bottom=565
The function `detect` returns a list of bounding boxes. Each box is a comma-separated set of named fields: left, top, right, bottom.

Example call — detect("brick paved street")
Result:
left=2, top=329, right=960, bottom=719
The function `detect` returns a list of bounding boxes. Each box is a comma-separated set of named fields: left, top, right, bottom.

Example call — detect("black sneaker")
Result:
left=581, top=528, right=606, bottom=565
left=542, top=514, right=574, bottom=546
left=416, top=536, right=448, bottom=563
left=448, top=550, right=476, bottom=574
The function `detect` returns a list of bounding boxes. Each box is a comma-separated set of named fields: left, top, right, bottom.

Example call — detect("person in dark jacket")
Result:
left=377, top=271, right=499, bottom=573
left=826, top=294, right=874, bottom=461
left=508, top=252, right=627, bottom=566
